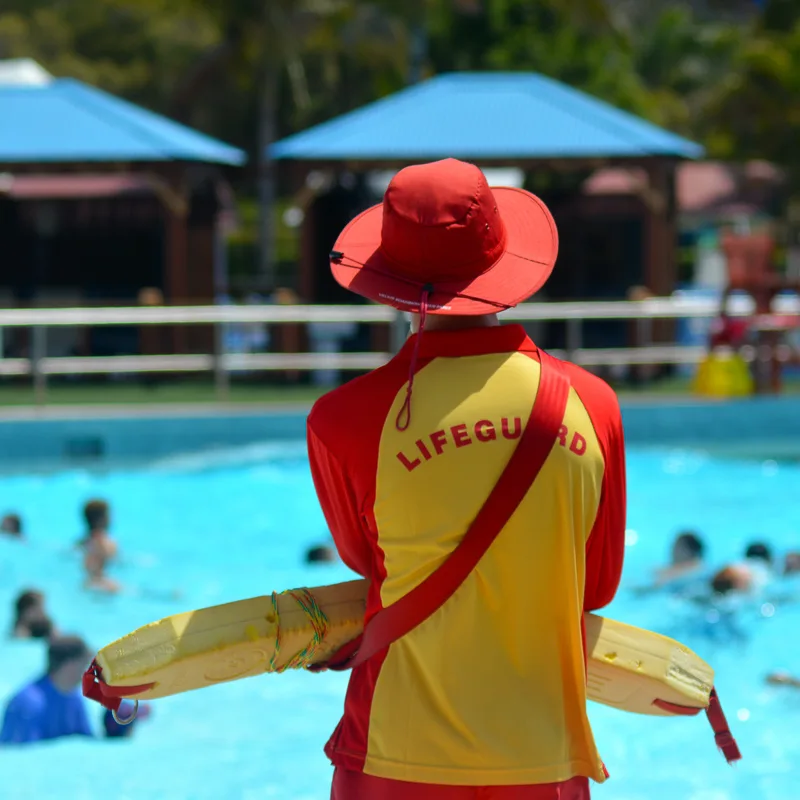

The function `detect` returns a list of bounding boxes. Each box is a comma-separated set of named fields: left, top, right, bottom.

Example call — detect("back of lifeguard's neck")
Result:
left=411, top=313, right=500, bottom=334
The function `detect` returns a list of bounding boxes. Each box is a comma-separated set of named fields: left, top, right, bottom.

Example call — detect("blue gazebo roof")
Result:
left=0, top=77, right=245, bottom=165
left=270, top=72, right=703, bottom=163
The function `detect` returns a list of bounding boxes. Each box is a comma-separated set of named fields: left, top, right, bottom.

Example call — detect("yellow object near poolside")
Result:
left=693, top=351, right=754, bottom=398
left=94, top=579, right=714, bottom=717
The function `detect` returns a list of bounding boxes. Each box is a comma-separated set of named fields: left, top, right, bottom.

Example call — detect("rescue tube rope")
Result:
left=268, top=589, right=330, bottom=672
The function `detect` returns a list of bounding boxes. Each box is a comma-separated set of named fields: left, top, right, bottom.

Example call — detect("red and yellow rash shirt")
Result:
left=307, top=324, right=626, bottom=787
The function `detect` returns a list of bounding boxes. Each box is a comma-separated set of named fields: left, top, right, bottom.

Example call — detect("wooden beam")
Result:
left=642, top=160, right=678, bottom=297
left=642, top=160, right=679, bottom=348
left=163, top=171, right=190, bottom=354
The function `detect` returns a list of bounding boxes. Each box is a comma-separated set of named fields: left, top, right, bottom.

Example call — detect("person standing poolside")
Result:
left=1, top=635, right=92, bottom=744
left=306, top=159, right=627, bottom=799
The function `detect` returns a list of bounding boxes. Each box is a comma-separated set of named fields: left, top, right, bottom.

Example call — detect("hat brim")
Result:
left=330, top=187, right=558, bottom=315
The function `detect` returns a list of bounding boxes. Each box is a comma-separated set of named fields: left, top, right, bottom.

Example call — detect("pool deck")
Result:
left=0, top=402, right=312, bottom=421
left=0, top=392, right=797, bottom=469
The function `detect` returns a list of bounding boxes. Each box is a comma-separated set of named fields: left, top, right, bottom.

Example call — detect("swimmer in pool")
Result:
left=10, top=590, right=56, bottom=639
left=685, top=542, right=797, bottom=643
left=305, top=544, right=338, bottom=564
left=766, top=672, right=800, bottom=688
left=631, top=531, right=706, bottom=596
left=1, top=513, right=23, bottom=539
left=655, top=531, right=706, bottom=585
left=744, top=541, right=774, bottom=572
left=77, top=499, right=118, bottom=558
left=77, top=500, right=120, bottom=593
left=707, top=541, right=775, bottom=598
left=710, top=566, right=752, bottom=596
left=84, top=542, right=121, bottom=594
left=1, top=635, right=93, bottom=744
left=783, top=552, right=800, bottom=576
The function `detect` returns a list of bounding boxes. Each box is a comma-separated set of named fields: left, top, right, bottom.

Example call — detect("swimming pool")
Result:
left=1, top=442, right=799, bottom=800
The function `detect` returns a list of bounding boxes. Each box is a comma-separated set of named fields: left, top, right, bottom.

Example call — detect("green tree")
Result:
left=705, top=1, right=800, bottom=191
left=0, top=0, right=216, bottom=109
left=632, top=6, right=744, bottom=135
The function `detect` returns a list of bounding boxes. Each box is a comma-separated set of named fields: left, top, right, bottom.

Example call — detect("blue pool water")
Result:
left=1, top=442, right=799, bottom=800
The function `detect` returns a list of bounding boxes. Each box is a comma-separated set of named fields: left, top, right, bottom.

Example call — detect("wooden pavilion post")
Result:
left=161, top=171, right=190, bottom=354
left=643, top=160, right=679, bottom=353
left=643, top=159, right=678, bottom=298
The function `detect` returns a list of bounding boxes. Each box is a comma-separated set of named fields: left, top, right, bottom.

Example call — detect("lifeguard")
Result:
left=307, top=158, right=627, bottom=799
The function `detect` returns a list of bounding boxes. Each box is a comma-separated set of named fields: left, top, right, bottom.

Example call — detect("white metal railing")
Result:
left=0, top=294, right=797, bottom=327
left=0, top=296, right=797, bottom=403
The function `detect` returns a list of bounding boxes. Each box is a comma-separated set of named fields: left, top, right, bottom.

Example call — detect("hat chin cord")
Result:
left=395, top=284, right=433, bottom=432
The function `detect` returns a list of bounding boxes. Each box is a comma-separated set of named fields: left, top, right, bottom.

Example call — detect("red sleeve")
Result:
left=307, top=418, right=371, bottom=578
left=583, top=406, right=627, bottom=611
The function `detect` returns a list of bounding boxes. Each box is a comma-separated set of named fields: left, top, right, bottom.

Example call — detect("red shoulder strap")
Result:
left=319, top=349, right=570, bottom=672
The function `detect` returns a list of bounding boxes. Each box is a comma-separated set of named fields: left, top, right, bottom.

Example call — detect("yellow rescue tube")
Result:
left=584, top=613, right=713, bottom=715
left=95, top=579, right=714, bottom=716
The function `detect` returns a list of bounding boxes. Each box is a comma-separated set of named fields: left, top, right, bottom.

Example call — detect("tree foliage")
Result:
left=0, top=0, right=797, bottom=191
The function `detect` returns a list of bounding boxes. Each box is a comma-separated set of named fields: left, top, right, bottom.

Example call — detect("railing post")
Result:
left=32, top=326, right=47, bottom=405
left=566, top=318, right=582, bottom=360
left=636, top=316, right=654, bottom=382
left=637, top=315, right=652, bottom=346
left=213, top=318, right=229, bottom=401
left=390, top=309, right=408, bottom=354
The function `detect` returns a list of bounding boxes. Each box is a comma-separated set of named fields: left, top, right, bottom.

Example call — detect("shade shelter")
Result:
left=270, top=72, right=703, bottom=306
left=0, top=59, right=245, bottom=356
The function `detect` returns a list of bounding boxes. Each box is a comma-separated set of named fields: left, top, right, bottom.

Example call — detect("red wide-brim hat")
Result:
left=329, top=160, right=558, bottom=316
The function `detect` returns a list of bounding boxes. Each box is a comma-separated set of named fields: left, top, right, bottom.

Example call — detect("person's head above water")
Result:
left=83, top=499, right=110, bottom=533
left=47, top=634, right=91, bottom=692
left=711, top=566, right=751, bottom=596
left=745, top=541, right=773, bottom=565
left=305, top=545, right=337, bottom=564
left=328, top=158, right=558, bottom=428
left=15, top=589, right=44, bottom=619
left=13, top=589, right=53, bottom=638
left=25, top=614, right=54, bottom=639
left=672, top=531, right=704, bottom=564
left=1, top=513, right=23, bottom=537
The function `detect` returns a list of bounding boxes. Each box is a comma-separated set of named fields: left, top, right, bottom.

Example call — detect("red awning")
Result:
left=0, top=173, right=155, bottom=200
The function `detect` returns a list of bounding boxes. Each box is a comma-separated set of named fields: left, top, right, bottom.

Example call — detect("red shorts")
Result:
left=331, top=769, right=591, bottom=799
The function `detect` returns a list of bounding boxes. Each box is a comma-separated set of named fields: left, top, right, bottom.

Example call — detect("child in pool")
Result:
left=709, top=541, right=775, bottom=598
left=783, top=552, right=800, bottom=576
left=654, top=531, right=706, bottom=586
left=631, top=531, right=706, bottom=597
left=1, top=513, right=23, bottom=539
left=84, top=540, right=120, bottom=594
left=77, top=499, right=118, bottom=558
left=11, top=590, right=56, bottom=639
left=78, top=499, right=120, bottom=593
